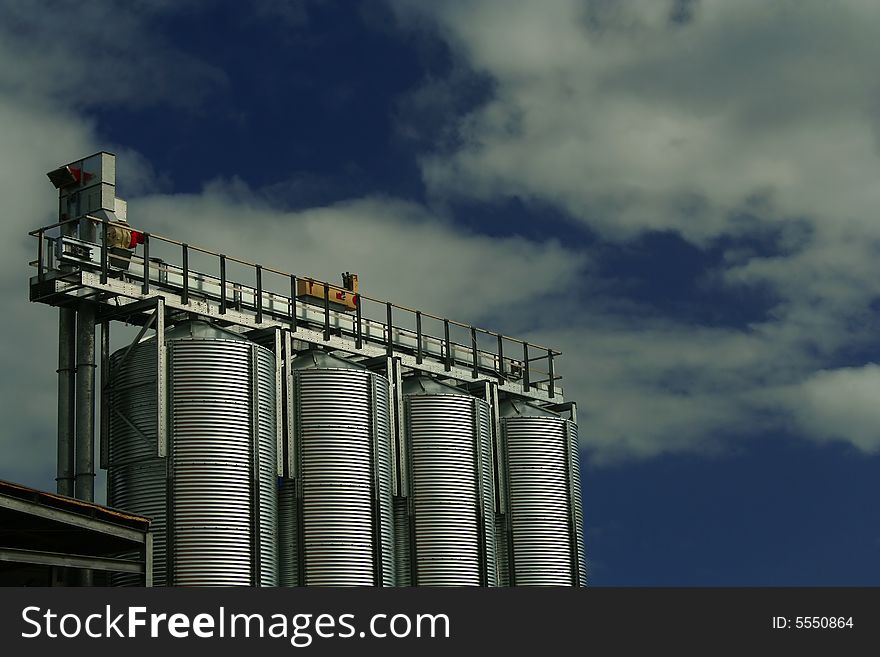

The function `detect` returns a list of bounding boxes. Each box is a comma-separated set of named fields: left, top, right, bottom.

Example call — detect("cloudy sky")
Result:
left=2, top=0, right=879, bottom=585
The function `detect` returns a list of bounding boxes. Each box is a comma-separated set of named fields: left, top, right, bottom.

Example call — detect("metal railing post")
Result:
left=255, top=264, right=263, bottom=324
left=323, top=282, right=331, bottom=341
left=497, top=333, right=504, bottom=383
left=548, top=349, right=555, bottom=399
left=386, top=303, right=393, bottom=356
left=181, top=243, right=189, bottom=305
left=289, top=275, right=297, bottom=331
left=37, top=229, right=45, bottom=283
left=355, top=294, right=363, bottom=349
left=522, top=342, right=530, bottom=392
left=471, top=327, right=479, bottom=378
left=443, top=319, right=452, bottom=371
left=415, top=311, right=423, bottom=364
left=219, top=255, right=227, bottom=314
left=141, top=233, right=150, bottom=294
left=100, top=220, right=108, bottom=284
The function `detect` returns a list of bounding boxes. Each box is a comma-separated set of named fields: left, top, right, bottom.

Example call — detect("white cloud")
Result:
left=395, top=0, right=880, bottom=243
left=0, top=0, right=223, bottom=491
left=135, top=185, right=587, bottom=322
left=0, top=97, right=100, bottom=487
left=0, top=0, right=222, bottom=490
left=523, top=318, right=792, bottom=463
left=391, top=0, right=880, bottom=459
left=0, top=0, right=227, bottom=111
left=0, top=1, right=586, bottom=492
left=5, top=0, right=880, bottom=498
left=771, top=365, right=880, bottom=453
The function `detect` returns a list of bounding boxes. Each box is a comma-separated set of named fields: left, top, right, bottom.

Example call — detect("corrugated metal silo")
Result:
left=106, top=338, right=167, bottom=587
left=279, top=350, right=394, bottom=586
left=500, top=399, right=585, bottom=586
left=402, top=377, right=496, bottom=586
left=107, top=321, right=278, bottom=586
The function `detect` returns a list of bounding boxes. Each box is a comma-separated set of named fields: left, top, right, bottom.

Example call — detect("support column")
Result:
left=56, top=308, right=76, bottom=497
left=75, top=198, right=98, bottom=509
left=56, top=214, right=78, bottom=499
left=74, top=303, right=96, bottom=503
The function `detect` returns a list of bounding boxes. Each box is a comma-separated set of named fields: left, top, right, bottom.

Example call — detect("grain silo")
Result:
left=107, top=321, right=278, bottom=586
left=278, top=350, right=394, bottom=586
left=498, top=399, right=585, bottom=586
left=28, top=151, right=586, bottom=588
left=399, top=377, right=496, bottom=586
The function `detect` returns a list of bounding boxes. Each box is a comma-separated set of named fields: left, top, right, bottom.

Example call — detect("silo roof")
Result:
left=499, top=398, right=561, bottom=418
left=164, top=320, right=248, bottom=342
left=291, top=349, right=367, bottom=370
left=402, top=376, right=468, bottom=396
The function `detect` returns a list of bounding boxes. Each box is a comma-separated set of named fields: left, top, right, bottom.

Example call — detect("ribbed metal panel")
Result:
left=108, top=461, right=166, bottom=586
left=278, top=478, right=298, bottom=586
left=393, top=496, right=411, bottom=586
left=108, top=343, right=158, bottom=466
left=477, top=402, right=496, bottom=585
left=373, top=374, right=394, bottom=583
left=108, top=341, right=163, bottom=586
left=494, top=515, right=509, bottom=586
left=287, top=364, right=394, bottom=587
left=406, top=392, right=496, bottom=586
left=570, top=423, right=586, bottom=584
left=171, top=340, right=253, bottom=586
left=255, top=347, right=279, bottom=586
left=503, top=417, right=585, bottom=586
left=107, top=326, right=277, bottom=587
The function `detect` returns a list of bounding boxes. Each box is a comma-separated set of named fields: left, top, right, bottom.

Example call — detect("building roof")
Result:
left=0, top=479, right=149, bottom=531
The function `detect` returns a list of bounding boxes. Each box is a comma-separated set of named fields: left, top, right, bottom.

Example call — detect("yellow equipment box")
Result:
left=297, top=272, right=359, bottom=311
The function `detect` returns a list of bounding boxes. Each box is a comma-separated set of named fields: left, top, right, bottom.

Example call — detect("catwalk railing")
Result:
left=30, top=216, right=564, bottom=399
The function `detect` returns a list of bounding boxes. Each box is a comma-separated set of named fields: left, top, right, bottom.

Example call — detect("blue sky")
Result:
left=2, top=0, right=879, bottom=585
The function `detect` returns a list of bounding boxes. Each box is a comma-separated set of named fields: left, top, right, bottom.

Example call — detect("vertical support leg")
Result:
left=156, top=299, right=167, bottom=458
left=144, top=532, right=154, bottom=587
left=389, top=357, right=405, bottom=497
left=274, top=328, right=283, bottom=477
left=487, top=382, right=505, bottom=516
left=283, top=330, right=295, bottom=480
